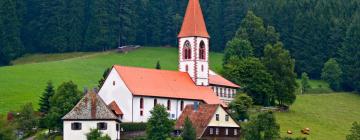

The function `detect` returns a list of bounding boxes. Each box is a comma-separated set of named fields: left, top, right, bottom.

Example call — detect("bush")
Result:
left=121, top=122, right=147, bottom=132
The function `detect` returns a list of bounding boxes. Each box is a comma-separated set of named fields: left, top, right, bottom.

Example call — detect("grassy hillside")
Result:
left=276, top=93, right=360, bottom=140
left=0, top=47, right=224, bottom=114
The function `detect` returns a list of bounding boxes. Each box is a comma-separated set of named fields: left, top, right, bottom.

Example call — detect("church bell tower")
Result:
left=178, top=0, right=210, bottom=86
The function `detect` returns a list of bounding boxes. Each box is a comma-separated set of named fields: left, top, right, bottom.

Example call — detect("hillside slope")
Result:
left=0, top=47, right=224, bottom=113
left=276, top=93, right=360, bottom=140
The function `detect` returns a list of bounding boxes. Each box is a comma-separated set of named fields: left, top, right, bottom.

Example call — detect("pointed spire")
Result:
left=178, top=0, right=210, bottom=38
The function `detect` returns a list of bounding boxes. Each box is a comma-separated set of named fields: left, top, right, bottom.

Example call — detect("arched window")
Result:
left=183, top=41, right=191, bottom=59
left=140, top=98, right=144, bottom=109
left=167, top=100, right=171, bottom=110
left=154, top=98, right=157, bottom=106
left=180, top=100, right=184, bottom=111
left=199, top=41, right=205, bottom=60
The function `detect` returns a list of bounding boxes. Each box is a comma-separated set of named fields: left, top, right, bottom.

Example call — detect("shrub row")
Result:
left=121, top=122, right=147, bottom=132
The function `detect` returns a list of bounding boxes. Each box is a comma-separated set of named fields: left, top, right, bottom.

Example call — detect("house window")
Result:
left=140, top=98, right=144, bottom=109
left=167, top=100, right=171, bottom=110
left=183, top=41, right=191, bottom=59
left=225, top=128, right=229, bottom=135
left=97, top=122, right=107, bottom=130
left=234, top=129, right=238, bottom=135
left=185, top=65, right=189, bottom=72
left=199, top=41, right=205, bottom=60
left=113, top=81, right=115, bottom=86
left=210, top=128, right=213, bottom=135
left=154, top=98, right=157, bottom=106
left=140, top=110, right=143, bottom=116
left=216, top=114, right=219, bottom=121
left=180, top=100, right=184, bottom=111
left=225, top=115, right=229, bottom=121
left=71, top=122, right=82, bottom=130
left=215, top=128, right=219, bottom=135
left=116, top=124, right=120, bottom=131
left=201, top=65, right=204, bottom=72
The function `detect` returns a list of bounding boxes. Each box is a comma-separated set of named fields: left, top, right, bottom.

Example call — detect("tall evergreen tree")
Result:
left=45, top=81, right=82, bottom=131
left=39, top=81, right=55, bottom=114
left=301, top=72, right=311, bottom=93
left=338, top=12, right=360, bottom=92
left=181, top=117, right=196, bottom=140
left=0, top=0, right=24, bottom=65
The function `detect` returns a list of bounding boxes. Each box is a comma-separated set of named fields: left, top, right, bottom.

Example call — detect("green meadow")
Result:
left=0, top=47, right=223, bottom=114
left=276, top=93, right=360, bottom=140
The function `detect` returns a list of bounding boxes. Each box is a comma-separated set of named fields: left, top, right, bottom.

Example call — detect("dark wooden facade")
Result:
left=200, top=127, right=241, bottom=140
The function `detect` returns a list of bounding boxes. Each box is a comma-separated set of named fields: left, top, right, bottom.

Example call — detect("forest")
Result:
left=0, top=0, right=359, bottom=90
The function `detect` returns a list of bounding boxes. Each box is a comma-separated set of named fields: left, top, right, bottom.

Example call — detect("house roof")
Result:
left=113, top=65, right=221, bottom=105
left=62, top=90, right=118, bottom=121
left=175, top=104, right=219, bottom=138
left=108, top=101, right=123, bottom=116
left=209, top=70, right=240, bottom=88
left=178, top=0, right=209, bottom=38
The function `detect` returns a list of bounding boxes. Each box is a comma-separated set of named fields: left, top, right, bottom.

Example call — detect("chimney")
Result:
left=194, top=101, right=199, bottom=112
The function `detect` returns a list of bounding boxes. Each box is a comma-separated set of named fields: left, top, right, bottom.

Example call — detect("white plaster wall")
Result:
left=98, top=68, right=133, bottom=122
left=63, top=121, right=119, bottom=140
left=179, top=37, right=196, bottom=79
left=133, top=96, right=199, bottom=122
left=211, top=86, right=237, bottom=103
left=207, top=107, right=239, bottom=127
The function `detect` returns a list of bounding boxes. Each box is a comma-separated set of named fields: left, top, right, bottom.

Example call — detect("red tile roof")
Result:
left=209, top=75, right=240, bottom=88
left=175, top=104, right=219, bottom=138
left=108, top=101, right=123, bottom=116
left=113, top=65, right=221, bottom=105
left=178, top=0, right=209, bottom=38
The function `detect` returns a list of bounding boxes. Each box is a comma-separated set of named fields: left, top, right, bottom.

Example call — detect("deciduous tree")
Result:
left=223, top=38, right=253, bottom=65
left=44, top=81, right=82, bottom=131
left=146, top=105, right=174, bottom=140
left=301, top=72, right=311, bottom=93
left=229, top=94, right=253, bottom=121
left=263, top=42, right=297, bottom=106
left=321, top=58, right=342, bottom=91
left=244, top=112, right=280, bottom=140
left=223, top=57, right=274, bottom=106
left=346, top=122, right=360, bottom=140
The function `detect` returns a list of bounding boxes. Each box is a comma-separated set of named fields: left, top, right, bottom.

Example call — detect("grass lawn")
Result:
left=276, top=93, right=360, bottom=140
left=0, top=47, right=224, bottom=114
left=11, top=52, right=97, bottom=65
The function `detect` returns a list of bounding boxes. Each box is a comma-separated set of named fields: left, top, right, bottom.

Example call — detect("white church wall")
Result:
left=63, top=120, right=119, bottom=140
left=98, top=68, right=133, bottom=122
left=133, top=96, right=200, bottom=122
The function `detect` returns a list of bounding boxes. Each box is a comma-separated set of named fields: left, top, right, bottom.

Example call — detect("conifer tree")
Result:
left=98, top=68, right=111, bottom=88
left=181, top=117, right=196, bottom=140
left=0, top=0, right=24, bottom=65
left=39, top=81, right=55, bottom=114
left=338, top=13, right=360, bottom=92
left=155, top=61, right=161, bottom=70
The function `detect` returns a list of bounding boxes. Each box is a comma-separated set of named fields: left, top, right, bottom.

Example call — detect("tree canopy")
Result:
left=146, top=105, right=174, bottom=140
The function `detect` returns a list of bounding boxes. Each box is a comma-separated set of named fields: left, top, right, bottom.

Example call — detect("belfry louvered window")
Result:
left=183, top=41, right=191, bottom=59
left=199, top=41, right=205, bottom=60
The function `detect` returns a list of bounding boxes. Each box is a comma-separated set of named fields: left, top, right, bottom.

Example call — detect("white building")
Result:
left=98, top=0, right=240, bottom=123
left=62, top=91, right=121, bottom=140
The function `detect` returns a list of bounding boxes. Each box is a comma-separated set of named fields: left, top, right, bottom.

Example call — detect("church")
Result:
left=98, top=0, right=240, bottom=123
